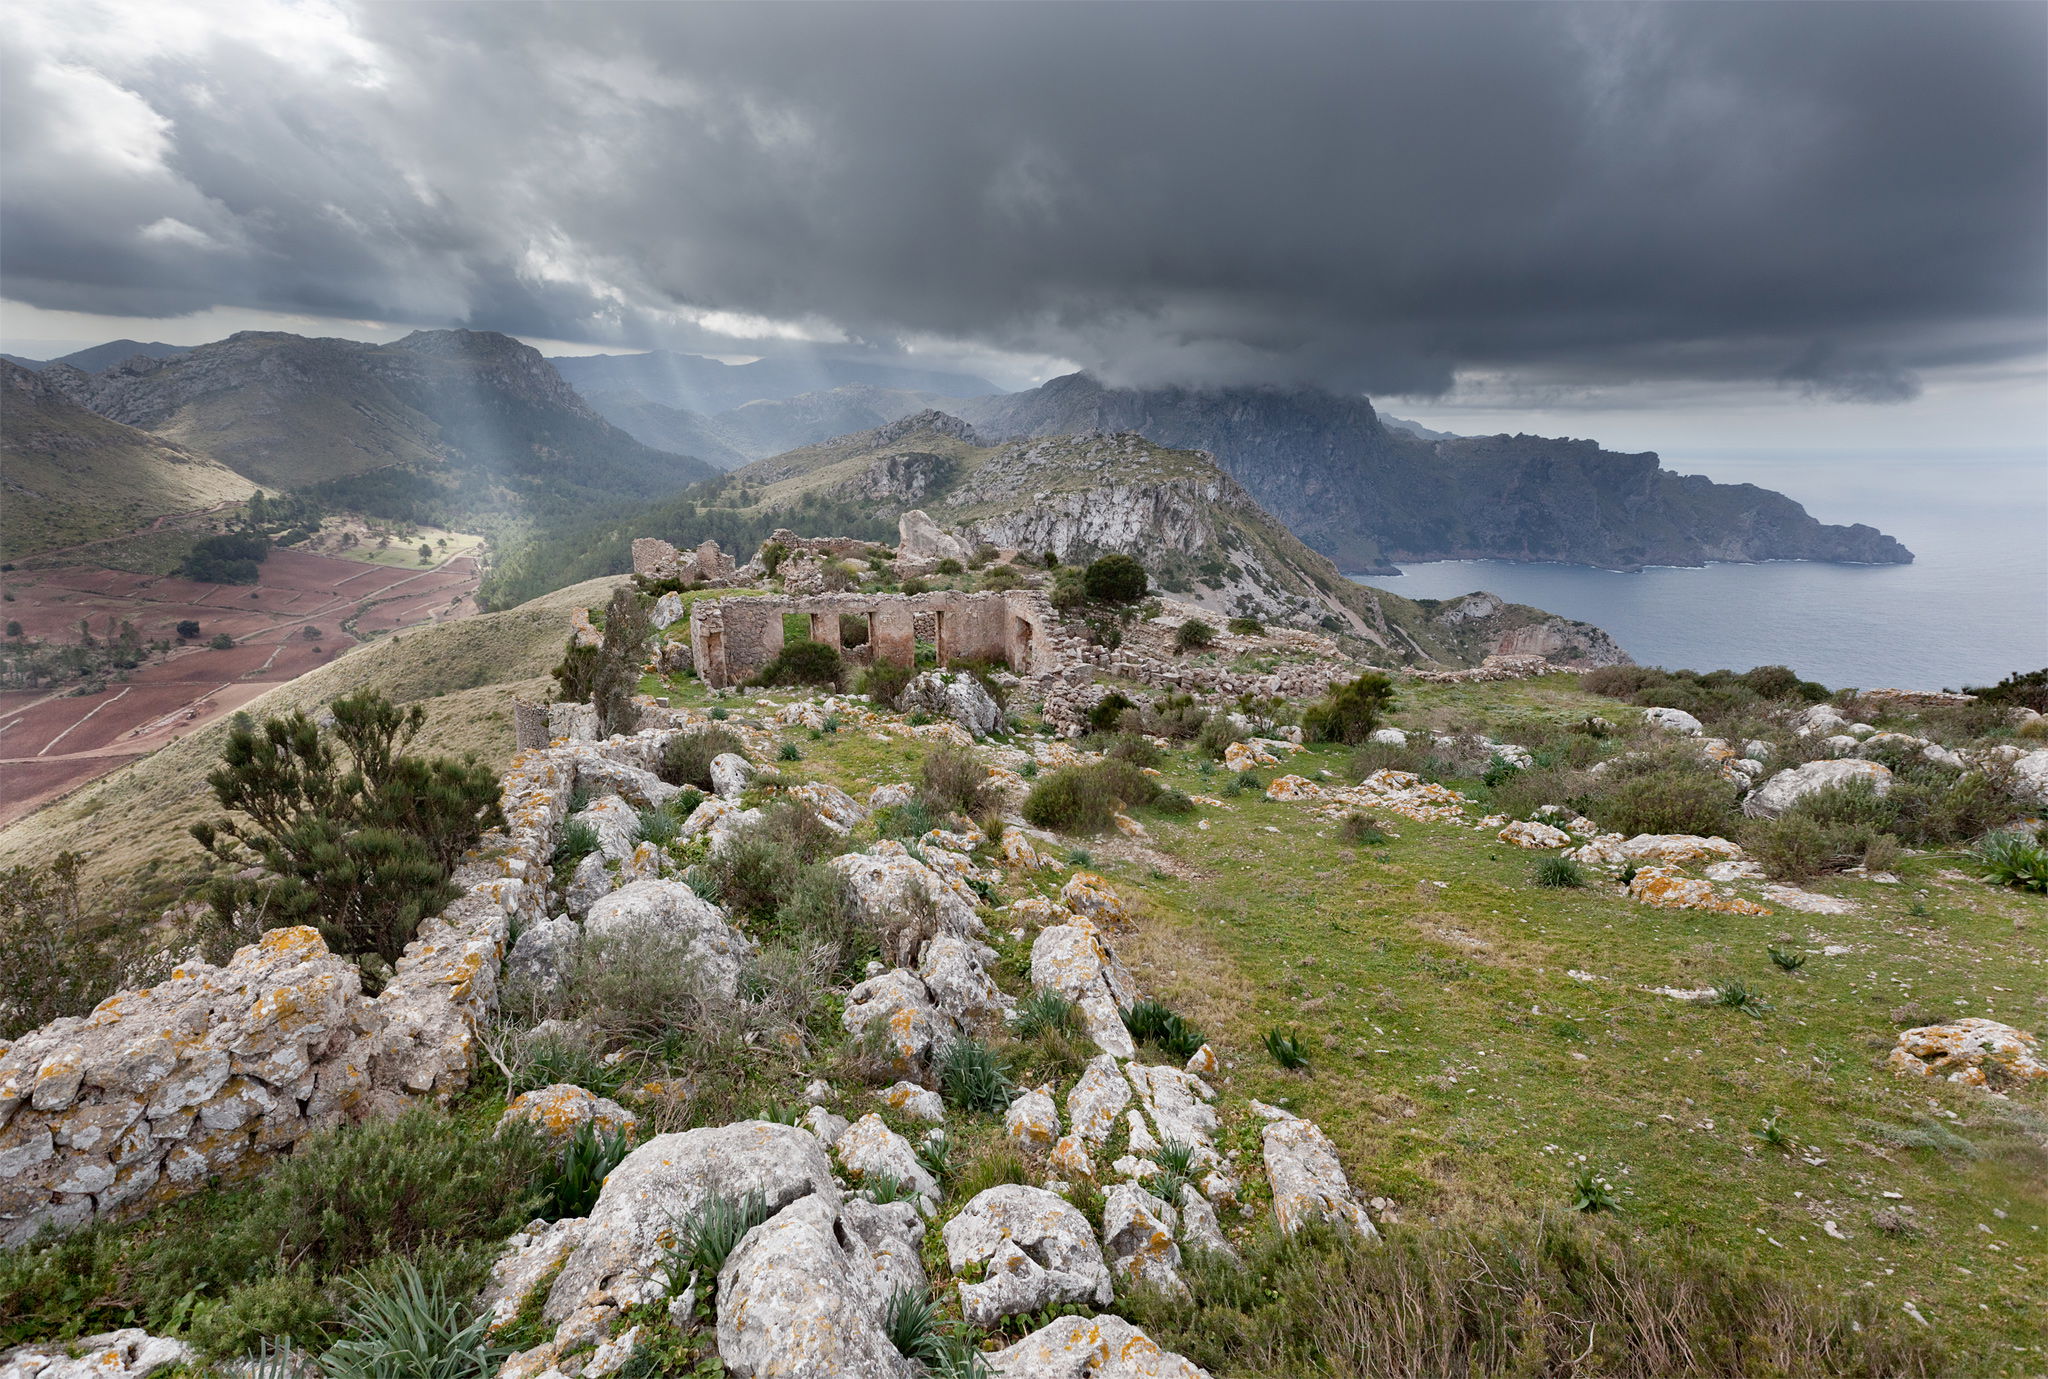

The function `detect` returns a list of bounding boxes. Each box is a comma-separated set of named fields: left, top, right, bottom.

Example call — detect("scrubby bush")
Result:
left=1302, top=673, right=1396, bottom=745
left=552, top=588, right=652, bottom=736
left=1023, top=766, right=1121, bottom=834
left=1582, top=756, right=1741, bottom=839
left=1175, top=619, right=1217, bottom=653
left=920, top=742, right=997, bottom=818
left=701, top=802, right=839, bottom=924
left=190, top=691, right=503, bottom=965
left=659, top=726, right=746, bottom=790
left=857, top=658, right=915, bottom=707
left=1196, top=712, right=1249, bottom=761
left=0, top=852, right=159, bottom=1038
left=1083, top=553, right=1148, bottom=604
left=1228, top=616, right=1265, bottom=636
left=938, top=1037, right=1014, bottom=1112
left=750, top=638, right=842, bottom=688
left=1962, top=667, right=2048, bottom=714
left=1535, top=856, right=1589, bottom=888
left=1087, top=691, right=1136, bottom=733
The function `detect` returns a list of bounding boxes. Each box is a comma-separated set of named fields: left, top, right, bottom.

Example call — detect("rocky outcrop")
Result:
left=0, top=1330, right=192, bottom=1379
left=985, top=1315, right=1213, bottom=1378
left=958, top=372, right=1911, bottom=574
left=1886, top=1019, right=2048, bottom=1089
left=943, top=1185, right=1115, bottom=1326
left=897, top=508, right=973, bottom=563
left=899, top=670, right=1004, bottom=738
left=1743, top=758, right=1893, bottom=819
left=1256, top=1103, right=1377, bottom=1239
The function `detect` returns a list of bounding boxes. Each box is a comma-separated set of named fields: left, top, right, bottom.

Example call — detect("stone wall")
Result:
left=631, top=537, right=737, bottom=585
left=690, top=590, right=1061, bottom=689
left=0, top=728, right=617, bottom=1247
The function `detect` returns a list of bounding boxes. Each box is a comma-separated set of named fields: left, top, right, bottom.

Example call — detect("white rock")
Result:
left=897, top=508, right=972, bottom=562
left=1102, top=1182, right=1184, bottom=1292
left=985, top=1315, right=1214, bottom=1378
left=944, top=1185, right=1114, bottom=1326
left=1065, top=1054, right=1132, bottom=1147
left=2009, top=748, right=2048, bottom=806
left=650, top=591, right=686, bottom=629
left=918, top=934, right=1015, bottom=1026
left=583, top=879, right=755, bottom=1000
left=710, top=753, right=755, bottom=800
left=842, top=968, right=958, bottom=1070
left=1030, top=925, right=1138, bottom=1058
left=1123, top=1063, right=1218, bottom=1155
left=716, top=1194, right=926, bottom=1379
left=876, top=1081, right=947, bottom=1124
left=802, top=1105, right=850, bottom=1148
left=834, top=1113, right=940, bottom=1204
left=1006, top=1084, right=1061, bottom=1151
left=1175, top=1183, right=1238, bottom=1262
left=506, top=916, right=580, bottom=993
left=1742, top=758, right=1893, bottom=819
left=1791, top=703, right=1849, bottom=738
left=0, top=1331, right=193, bottom=1379
left=901, top=670, right=1004, bottom=739
left=1262, top=1111, right=1377, bottom=1240
left=1643, top=707, right=1703, bottom=736
left=1368, top=727, right=1408, bottom=746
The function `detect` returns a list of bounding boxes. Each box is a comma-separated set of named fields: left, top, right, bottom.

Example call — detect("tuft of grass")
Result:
left=938, top=1037, right=1015, bottom=1113
left=1264, top=1027, right=1310, bottom=1070
left=669, top=1190, right=775, bottom=1283
left=1714, top=981, right=1769, bottom=1018
left=915, top=1130, right=954, bottom=1183
left=1339, top=814, right=1387, bottom=846
left=635, top=805, right=679, bottom=848
left=1767, top=946, right=1806, bottom=972
left=1533, top=855, right=1588, bottom=888
left=540, top=1122, right=631, bottom=1221
left=858, top=1170, right=917, bottom=1204
left=778, top=741, right=803, bottom=762
left=1753, top=1116, right=1791, bottom=1150
left=1013, top=990, right=1083, bottom=1039
left=319, top=1259, right=506, bottom=1379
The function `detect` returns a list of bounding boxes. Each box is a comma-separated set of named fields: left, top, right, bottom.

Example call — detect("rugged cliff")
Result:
left=958, top=374, right=1912, bottom=573
left=734, top=413, right=1629, bottom=668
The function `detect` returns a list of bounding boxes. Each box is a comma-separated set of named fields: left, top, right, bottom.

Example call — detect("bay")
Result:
left=1352, top=448, right=2047, bottom=691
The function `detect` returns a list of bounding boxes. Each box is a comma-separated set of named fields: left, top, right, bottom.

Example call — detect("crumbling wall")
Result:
left=632, top=537, right=736, bottom=584
left=689, top=591, right=1061, bottom=689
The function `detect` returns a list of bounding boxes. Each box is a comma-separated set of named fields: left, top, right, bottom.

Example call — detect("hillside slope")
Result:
left=958, top=373, right=1912, bottom=573
left=44, top=330, right=716, bottom=509
left=0, top=575, right=624, bottom=891
left=734, top=413, right=1626, bottom=667
left=0, top=360, right=255, bottom=557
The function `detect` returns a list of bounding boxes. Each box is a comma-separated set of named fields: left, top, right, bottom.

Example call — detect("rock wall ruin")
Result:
left=690, top=590, right=1061, bottom=689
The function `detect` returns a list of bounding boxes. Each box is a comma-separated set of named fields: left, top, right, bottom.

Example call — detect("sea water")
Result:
left=1352, top=448, right=2047, bottom=691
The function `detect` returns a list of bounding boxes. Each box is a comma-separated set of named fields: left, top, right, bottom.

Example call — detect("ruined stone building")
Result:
left=689, top=590, right=1061, bottom=689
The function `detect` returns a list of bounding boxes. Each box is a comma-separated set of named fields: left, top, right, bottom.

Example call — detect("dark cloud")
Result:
left=3, top=1, right=2042, bottom=394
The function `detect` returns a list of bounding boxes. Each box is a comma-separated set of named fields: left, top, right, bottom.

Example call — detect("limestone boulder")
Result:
left=710, top=753, right=755, bottom=800
left=897, top=509, right=971, bottom=563
left=0, top=1331, right=193, bottom=1379
left=918, top=934, right=1014, bottom=1026
left=1065, top=1054, right=1132, bottom=1147
left=1791, top=703, right=1849, bottom=738
left=834, top=1113, right=940, bottom=1204
left=716, top=1193, right=927, bottom=1379
left=650, top=591, right=686, bottom=629
left=1369, top=727, right=1408, bottom=746
left=1260, top=1109, right=1377, bottom=1240
left=985, top=1315, right=1213, bottom=1379
left=572, top=753, right=676, bottom=809
left=1123, top=1063, right=1218, bottom=1155
left=1030, top=923, right=1138, bottom=1058
left=2009, top=748, right=2048, bottom=806
left=498, top=1083, right=637, bottom=1145
left=900, top=671, right=1003, bottom=739
left=1005, top=1084, right=1061, bottom=1151
left=877, top=1081, right=946, bottom=1124
left=1643, top=707, right=1703, bottom=736
left=1742, top=758, right=1893, bottom=819
left=546, top=1121, right=838, bottom=1319
left=570, top=794, right=641, bottom=861
left=480, top=1217, right=590, bottom=1332
left=1497, top=820, right=1570, bottom=849
left=505, top=916, right=580, bottom=994
left=1175, top=1183, right=1238, bottom=1262
left=1101, top=1182, right=1183, bottom=1292
left=842, top=969, right=958, bottom=1070
left=583, top=880, right=755, bottom=1000
left=1886, top=1018, right=2048, bottom=1088
left=943, top=1184, right=1113, bottom=1326
left=830, top=849, right=986, bottom=961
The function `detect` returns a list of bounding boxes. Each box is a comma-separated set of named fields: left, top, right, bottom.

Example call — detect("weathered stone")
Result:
left=1742, top=758, right=1893, bottom=819
left=1262, top=1111, right=1376, bottom=1239
left=481, top=1217, right=591, bottom=1332
left=505, top=916, right=580, bottom=994
left=943, top=1185, right=1113, bottom=1326
left=499, top=1084, right=637, bottom=1145
left=985, top=1315, right=1213, bottom=1378
left=831, top=849, right=986, bottom=961
left=900, top=671, right=1003, bottom=739
left=582, top=880, right=755, bottom=1000
left=842, top=969, right=958, bottom=1070
left=1031, top=924, right=1137, bottom=1058
left=802, top=1106, right=850, bottom=1148
left=1643, top=707, right=1704, bottom=736
left=877, top=1081, right=946, bottom=1124
left=918, top=935, right=1013, bottom=1027
left=1497, top=820, right=1570, bottom=849
left=716, top=1193, right=926, bottom=1379
left=547, top=1121, right=839, bottom=1320
left=1886, top=1019, right=2048, bottom=1088
left=1102, top=1182, right=1183, bottom=1292
left=835, top=1112, right=940, bottom=1204
left=710, top=753, right=755, bottom=800
left=0, top=1330, right=193, bottom=1379
left=1123, top=1063, right=1217, bottom=1155
left=1066, top=1054, right=1131, bottom=1147
left=1006, top=1084, right=1061, bottom=1151
left=897, top=509, right=971, bottom=563
left=1175, top=1183, right=1238, bottom=1262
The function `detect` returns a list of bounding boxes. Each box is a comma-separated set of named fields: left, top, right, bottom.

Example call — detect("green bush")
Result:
left=1175, top=619, right=1217, bottom=653
left=1022, top=766, right=1120, bottom=834
left=1264, top=1027, right=1310, bottom=1069
left=750, top=638, right=843, bottom=688
left=671, top=1191, right=775, bottom=1282
left=1196, top=713, right=1249, bottom=761
left=1973, top=831, right=2048, bottom=893
left=1083, top=553, right=1148, bottom=603
left=658, top=726, right=746, bottom=790
left=934, top=557, right=964, bottom=576
left=1961, top=667, right=2048, bottom=714
left=1227, top=616, right=1265, bottom=636
left=1302, top=674, right=1397, bottom=746
left=920, top=743, right=997, bottom=818
left=702, top=802, right=838, bottom=923
left=1013, top=990, right=1083, bottom=1039
left=1087, top=691, right=1136, bottom=733
left=1585, top=761, right=1740, bottom=838
left=858, top=659, right=916, bottom=707
left=939, top=1037, right=1015, bottom=1113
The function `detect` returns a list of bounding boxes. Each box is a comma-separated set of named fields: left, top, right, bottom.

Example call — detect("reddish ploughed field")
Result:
left=0, top=548, right=480, bottom=826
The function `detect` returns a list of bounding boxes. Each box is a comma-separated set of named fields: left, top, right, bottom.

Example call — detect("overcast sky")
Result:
left=4, top=0, right=2043, bottom=451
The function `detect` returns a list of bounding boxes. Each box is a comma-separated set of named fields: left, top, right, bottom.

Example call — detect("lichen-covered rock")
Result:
left=0, top=1330, right=193, bottom=1379
left=985, top=1315, right=1213, bottom=1378
left=1066, top=1054, right=1132, bottom=1147
left=1886, top=1019, right=2048, bottom=1088
left=583, top=880, right=755, bottom=999
left=943, top=1185, right=1113, bottom=1326
left=716, top=1193, right=927, bottom=1379
left=842, top=969, right=958, bottom=1070
left=1123, top=1063, right=1217, bottom=1155
left=918, top=934, right=1014, bottom=1026
left=1742, top=757, right=1892, bottom=819
left=1261, top=1110, right=1376, bottom=1239
left=878, top=1081, right=946, bottom=1124
left=869, top=783, right=916, bottom=811
left=802, top=1106, right=850, bottom=1148
left=1264, top=775, right=1323, bottom=802
left=900, top=671, right=1003, bottom=739
left=2009, top=748, right=2048, bottom=806
left=710, top=753, right=755, bottom=800
left=1223, top=740, right=1279, bottom=771
left=830, top=849, right=986, bottom=960
left=481, top=1217, right=590, bottom=1332
left=1497, top=820, right=1570, bottom=849
left=1626, top=865, right=1772, bottom=915
left=505, top=916, right=580, bottom=994
left=834, top=1113, right=940, bottom=1204
left=1006, top=1084, right=1061, bottom=1151
left=498, top=1084, right=637, bottom=1145
left=1059, top=873, right=1129, bottom=924
left=1049, top=1133, right=1096, bottom=1180
left=547, top=1121, right=838, bottom=1320
left=1101, top=1183, right=1183, bottom=1292
left=1174, top=1183, right=1237, bottom=1261
left=1002, top=827, right=1059, bottom=871
left=786, top=781, right=866, bottom=834
left=1031, top=923, right=1137, bottom=1058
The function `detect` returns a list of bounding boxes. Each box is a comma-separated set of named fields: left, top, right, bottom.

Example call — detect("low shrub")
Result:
left=1534, top=856, right=1588, bottom=888
left=1973, top=830, right=2048, bottom=893
left=1264, top=1027, right=1310, bottom=1070
left=1302, top=673, right=1397, bottom=746
left=1339, top=814, right=1387, bottom=846
left=659, top=726, right=746, bottom=790
left=1083, top=553, right=1148, bottom=603
left=1584, top=759, right=1741, bottom=838
left=1022, top=761, right=1157, bottom=834
left=700, top=801, right=839, bottom=924
left=1175, top=619, right=1217, bottom=653
left=1087, top=692, right=1136, bottom=733
left=1227, top=616, right=1264, bottom=636
left=1195, top=713, right=1249, bottom=761
left=750, top=638, right=842, bottom=688
left=1153, top=786, right=1196, bottom=817
left=1104, top=733, right=1163, bottom=768
left=1014, top=990, right=1083, bottom=1039
left=858, top=659, right=916, bottom=707
left=920, top=743, right=998, bottom=817
left=671, top=1191, right=775, bottom=1282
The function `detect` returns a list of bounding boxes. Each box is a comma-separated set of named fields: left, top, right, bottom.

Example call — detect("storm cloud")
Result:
left=3, top=0, right=2042, bottom=396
